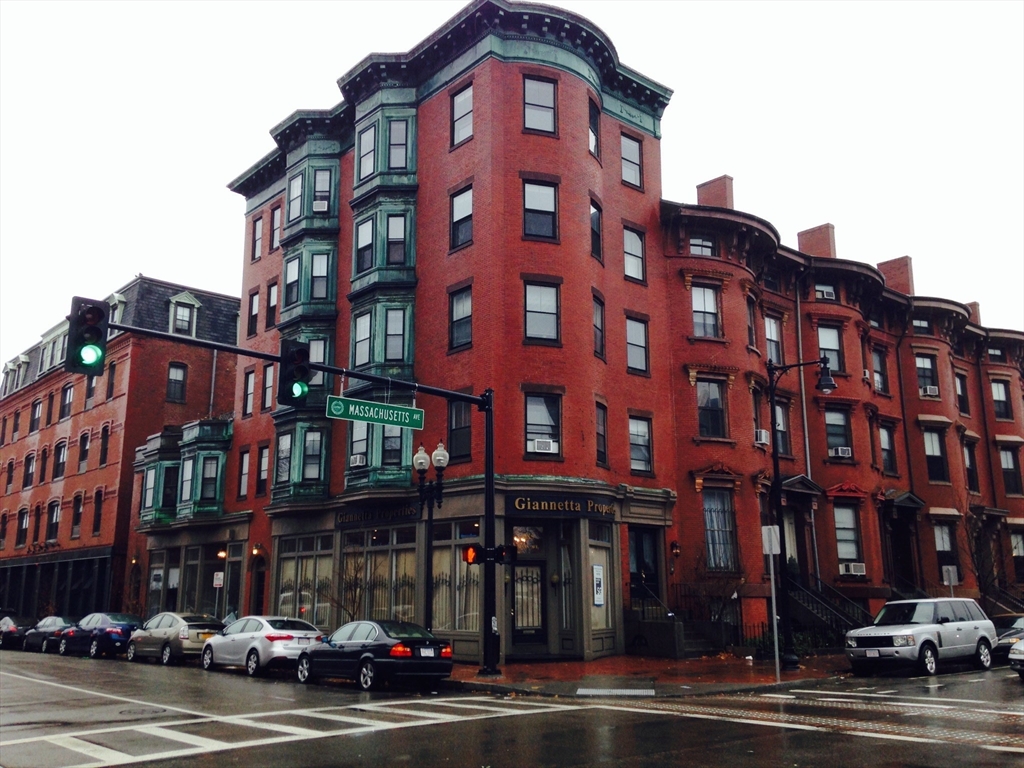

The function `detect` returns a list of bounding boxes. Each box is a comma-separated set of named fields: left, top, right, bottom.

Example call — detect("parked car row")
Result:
left=1, top=611, right=454, bottom=691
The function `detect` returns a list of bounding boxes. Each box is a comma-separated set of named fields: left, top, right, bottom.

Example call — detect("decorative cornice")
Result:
left=685, top=364, right=740, bottom=388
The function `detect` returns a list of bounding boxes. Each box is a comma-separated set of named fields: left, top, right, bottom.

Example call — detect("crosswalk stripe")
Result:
left=48, top=735, right=132, bottom=764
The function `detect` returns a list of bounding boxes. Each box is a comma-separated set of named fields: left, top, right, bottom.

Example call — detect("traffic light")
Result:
left=495, top=544, right=517, bottom=565
left=461, top=543, right=484, bottom=565
left=277, top=339, right=312, bottom=406
left=65, top=297, right=109, bottom=375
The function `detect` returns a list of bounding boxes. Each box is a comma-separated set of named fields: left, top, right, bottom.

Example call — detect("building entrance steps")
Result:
left=447, top=652, right=847, bottom=698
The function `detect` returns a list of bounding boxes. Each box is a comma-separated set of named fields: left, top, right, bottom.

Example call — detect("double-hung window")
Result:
left=765, top=316, right=782, bottom=364
left=242, top=371, right=255, bottom=416
left=451, top=85, right=473, bottom=145
left=449, top=287, right=472, bottom=349
left=690, top=234, right=716, bottom=257
left=271, top=207, right=282, bottom=250
left=449, top=401, right=471, bottom=461
left=620, top=134, right=642, bottom=187
left=774, top=402, right=790, bottom=454
left=353, top=313, right=371, bottom=366
left=825, top=409, right=850, bottom=454
left=142, top=467, right=156, bottom=509
left=22, top=454, right=34, bottom=488
left=955, top=373, right=969, bottom=414
left=593, top=297, right=605, bottom=358
left=53, top=442, right=67, bottom=479
left=238, top=451, right=250, bottom=498
left=692, top=285, right=720, bottom=338
left=992, top=380, right=1012, bottom=419
left=256, top=446, right=269, bottom=495
left=880, top=425, right=897, bottom=473
left=247, top=292, right=259, bottom=336
left=964, top=442, right=979, bottom=492
left=815, top=283, right=837, bottom=300
left=262, top=364, right=274, bottom=409
left=276, top=434, right=292, bottom=485
left=60, top=385, right=73, bottom=420
left=252, top=217, right=263, bottom=261
left=934, top=524, right=958, bottom=580
left=834, top=505, right=860, bottom=562
left=1001, top=448, right=1023, bottom=495
left=388, top=120, right=408, bottom=169
left=385, top=309, right=405, bottom=361
left=596, top=403, right=608, bottom=465
left=288, top=174, right=303, bottom=222
left=588, top=99, right=600, bottom=156
left=309, top=339, right=326, bottom=386
left=697, top=380, right=725, bottom=438
left=358, top=126, right=376, bottom=181
left=313, top=169, right=331, bottom=213
left=356, top=219, right=374, bottom=273
left=451, top=187, right=472, bottom=248
left=180, top=457, right=194, bottom=502
left=523, top=77, right=555, bottom=132
left=523, top=182, right=557, bottom=239
left=78, top=433, right=89, bottom=473
left=872, top=349, right=889, bottom=393
left=525, top=284, right=559, bottom=342
left=311, top=254, right=328, bottom=299
left=29, top=401, right=40, bottom=433
left=590, top=201, right=602, bottom=259
left=626, top=317, right=648, bottom=372
left=703, top=489, right=737, bottom=571
left=817, top=326, right=842, bottom=372
left=303, top=431, right=322, bottom=480
left=916, top=354, right=938, bottom=394
left=46, top=500, right=60, bottom=541
left=200, top=457, right=218, bottom=500
left=525, top=394, right=560, bottom=455
left=284, top=258, right=300, bottom=306
left=266, top=283, right=278, bottom=329
left=923, top=429, right=948, bottom=482
left=629, top=417, right=652, bottom=473
left=382, top=425, right=402, bottom=465
left=623, top=228, right=644, bottom=281
left=746, top=299, right=757, bottom=347
left=350, top=422, right=367, bottom=462
left=387, top=215, right=406, bottom=264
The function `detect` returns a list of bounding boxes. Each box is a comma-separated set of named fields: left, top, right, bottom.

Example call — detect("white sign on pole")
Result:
left=762, top=525, right=781, bottom=555
left=213, top=571, right=224, bottom=589
left=941, top=565, right=959, bottom=586
left=593, top=565, right=605, bottom=606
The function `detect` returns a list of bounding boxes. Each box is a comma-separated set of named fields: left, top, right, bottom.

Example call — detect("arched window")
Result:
left=92, top=490, right=103, bottom=536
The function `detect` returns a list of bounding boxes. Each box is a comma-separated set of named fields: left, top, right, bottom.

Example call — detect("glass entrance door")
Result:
left=512, top=564, right=545, bottom=643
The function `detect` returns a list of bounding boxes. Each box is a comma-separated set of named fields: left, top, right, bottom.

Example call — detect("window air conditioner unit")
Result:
left=349, top=455, right=367, bottom=467
left=921, top=385, right=939, bottom=397
left=530, top=439, right=559, bottom=454
left=839, top=562, right=866, bottom=576
left=863, top=369, right=871, bottom=381
left=754, top=429, right=771, bottom=446
left=828, top=447, right=852, bottom=458
left=820, top=289, right=837, bottom=300
left=312, top=200, right=329, bottom=213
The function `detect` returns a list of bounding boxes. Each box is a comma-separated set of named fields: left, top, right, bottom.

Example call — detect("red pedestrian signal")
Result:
left=461, top=544, right=483, bottom=564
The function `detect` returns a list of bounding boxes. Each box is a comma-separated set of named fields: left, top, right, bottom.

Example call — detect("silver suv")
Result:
left=845, top=598, right=997, bottom=676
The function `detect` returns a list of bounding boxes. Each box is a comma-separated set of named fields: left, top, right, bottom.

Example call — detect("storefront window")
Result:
left=339, top=526, right=417, bottom=625
left=277, top=534, right=333, bottom=626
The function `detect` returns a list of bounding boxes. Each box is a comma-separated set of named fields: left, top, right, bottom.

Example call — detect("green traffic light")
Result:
left=79, top=344, right=104, bottom=366
left=291, top=381, right=309, bottom=399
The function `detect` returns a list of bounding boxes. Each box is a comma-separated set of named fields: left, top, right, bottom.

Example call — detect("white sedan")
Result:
left=201, top=616, right=321, bottom=676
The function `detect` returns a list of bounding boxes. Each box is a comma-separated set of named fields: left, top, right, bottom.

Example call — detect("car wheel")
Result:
left=850, top=661, right=873, bottom=677
left=202, top=646, right=215, bottom=671
left=40, top=639, right=48, bottom=654
left=918, top=642, right=938, bottom=676
left=296, top=655, right=314, bottom=684
left=974, top=639, right=992, bottom=670
left=161, top=644, right=174, bottom=666
left=59, top=638, right=69, bottom=656
left=89, top=639, right=101, bottom=659
left=358, top=659, right=376, bottom=691
left=245, top=649, right=261, bottom=677
left=126, top=641, right=138, bottom=662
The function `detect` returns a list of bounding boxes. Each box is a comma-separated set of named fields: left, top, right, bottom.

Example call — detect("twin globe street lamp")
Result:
left=766, top=355, right=837, bottom=670
left=414, top=442, right=449, bottom=633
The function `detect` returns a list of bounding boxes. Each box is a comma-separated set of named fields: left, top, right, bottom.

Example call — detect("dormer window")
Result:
left=913, top=318, right=931, bottom=334
left=689, top=234, right=716, bottom=258
left=169, top=292, right=201, bottom=337
left=173, top=305, right=193, bottom=335
left=815, top=283, right=837, bottom=301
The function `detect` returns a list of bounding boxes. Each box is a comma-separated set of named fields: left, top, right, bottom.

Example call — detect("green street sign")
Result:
left=326, top=396, right=424, bottom=430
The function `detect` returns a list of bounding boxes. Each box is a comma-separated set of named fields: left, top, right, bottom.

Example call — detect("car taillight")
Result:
left=106, top=627, right=122, bottom=634
left=52, top=630, right=62, bottom=636
left=179, top=627, right=189, bottom=640
left=264, top=633, right=294, bottom=643
left=315, top=635, right=323, bottom=642
left=389, top=643, right=413, bottom=658
left=441, top=645, right=453, bottom=659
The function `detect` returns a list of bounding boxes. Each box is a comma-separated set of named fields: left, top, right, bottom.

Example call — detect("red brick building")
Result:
left=127, top=0, right=1023, bottom=661
left=0, top=277, right=238, bottom=618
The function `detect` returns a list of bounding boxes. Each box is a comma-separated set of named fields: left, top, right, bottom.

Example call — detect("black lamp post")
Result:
left=766, top=355, right=836, bottom=670
left=414, top=442, right=449, bottom=633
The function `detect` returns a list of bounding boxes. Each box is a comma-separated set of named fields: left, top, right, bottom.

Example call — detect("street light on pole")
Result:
left=415, top=442, right=448, bottom=634
left=766, top=355, right=837, bottom=670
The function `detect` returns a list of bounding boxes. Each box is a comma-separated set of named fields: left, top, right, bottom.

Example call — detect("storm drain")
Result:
left=576, top=688, right=655, bottom=697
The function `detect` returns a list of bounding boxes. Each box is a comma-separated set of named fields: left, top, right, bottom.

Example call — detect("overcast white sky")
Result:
left=2, top=0, right=1022, bottom=365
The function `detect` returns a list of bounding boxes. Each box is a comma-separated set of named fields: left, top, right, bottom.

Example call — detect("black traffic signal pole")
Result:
left=107, top=320, right=503, bottom=676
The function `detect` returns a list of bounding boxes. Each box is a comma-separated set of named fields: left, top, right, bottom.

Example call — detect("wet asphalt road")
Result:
left=1, top=648, right=1022, bottom=767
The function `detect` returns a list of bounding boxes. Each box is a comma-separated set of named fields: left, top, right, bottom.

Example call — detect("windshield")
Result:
left=266, top=619, right=318, bottom=632
left=993, top=616, right=1024, bottom=631
left=106, top=614, right=143, bottom=624
left=874, top=602, right=935, bottom=626
left=379, top=621, right=435, bottom=640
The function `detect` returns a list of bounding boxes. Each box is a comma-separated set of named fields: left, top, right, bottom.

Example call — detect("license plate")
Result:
left=420, top=647, right=435, bottom=657
left=299, top=637, right=309, bottom=645
left=866, top=649, right=879, bottom=658
left=199, top=633, right=213, bottom=640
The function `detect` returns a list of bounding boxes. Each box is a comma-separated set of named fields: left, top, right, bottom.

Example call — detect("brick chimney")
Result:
left=966, top=302, right=981, bottom=325
left=696, top=175, right=734, bottom=209
left=797, top=224, right=837, bottom=259
left=877, top=256, right=915, bottom=296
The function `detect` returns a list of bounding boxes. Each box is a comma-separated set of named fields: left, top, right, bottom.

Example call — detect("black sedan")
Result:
left=0, top=615, right=35, bottom=650
left=58, top=612, right=143, bottom=658
left=23, top=616, right=78, bottom=653
left=296, top=620, right=452, bottom=691
left=993, top=614, right=1024, bottom=660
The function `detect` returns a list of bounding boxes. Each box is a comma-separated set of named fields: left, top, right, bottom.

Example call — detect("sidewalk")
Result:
left=447, top=652, right=849, bottom=698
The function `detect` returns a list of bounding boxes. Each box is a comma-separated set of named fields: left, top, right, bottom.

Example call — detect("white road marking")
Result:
left=790, top=689, right=1021, bottom=709
left=225, top=718, right=324, bottom=737
left=48, top=735, right=133, bottom=764
left=849, top=731, right=940, bottom=745
left=760, top=694, right=796, bottom=699
left=134, top=725, right=225, bottom=750
left=876, top=690, right=897, bottom=694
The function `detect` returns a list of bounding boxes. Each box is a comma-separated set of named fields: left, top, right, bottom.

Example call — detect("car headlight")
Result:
left=892, top=635, right=916, bottom=647
left=846, top=636, right=857, bottom=648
